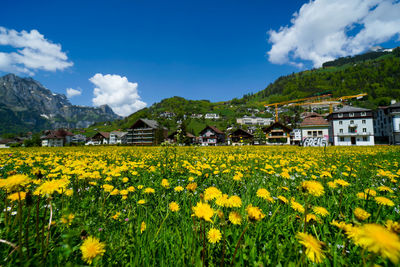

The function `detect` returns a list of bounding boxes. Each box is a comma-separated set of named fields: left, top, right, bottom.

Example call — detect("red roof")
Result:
left=300, top=115, right=329, bottom=127
left=41, top=129, right=73, bottom=139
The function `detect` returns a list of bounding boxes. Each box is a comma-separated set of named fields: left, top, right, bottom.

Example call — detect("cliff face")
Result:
left=0, top=74, right=121, bottom=133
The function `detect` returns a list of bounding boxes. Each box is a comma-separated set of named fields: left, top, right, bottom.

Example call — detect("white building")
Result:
left=205, top=113, right=220, bottom=119
left=290, top=129, right=302, bottom=145
left=236, top=116, right=274, bottom=126
left=300, top=113, right=329, bottom=147
left=328, top=106, right=374, bottom=146
left=41, top=130, right=73, bottom=147
left=109, top=131, right=128, bottom=144
left=374, top=100, right=400, bottom=145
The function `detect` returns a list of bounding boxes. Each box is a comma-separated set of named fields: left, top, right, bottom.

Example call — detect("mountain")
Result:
left=0, top=74, right=121, bottom=134
left=86, top=47, right=400, bottom=136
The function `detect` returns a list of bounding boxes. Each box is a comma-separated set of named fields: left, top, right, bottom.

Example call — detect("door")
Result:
left=351, top=137, right=356, bottom=145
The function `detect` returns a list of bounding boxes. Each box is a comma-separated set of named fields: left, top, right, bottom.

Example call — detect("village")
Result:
left=17, top=96, right=396, bottom=148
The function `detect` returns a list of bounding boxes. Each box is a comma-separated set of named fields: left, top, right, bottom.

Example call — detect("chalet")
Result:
left=236, top=116, right=274, bottom=126
left=374, top=100, right=400, bottom=145
left=167, top=131, right=196, bottom=145
left=300, top=113, right=329, bottom=147
left=327, top=106, right=374, bottom=146
left=109, top=131, right=128, bottom=145
left=263, top=122, right=292, bottom=145
left=89, top=132, right=110, bottom=145
left=204, top=113, right=220, bottom=119
left=41, top=129, right=73, bottom=147
left=199, top=125, right=225, bottom=146
left=228, top=129, right=253, bottom=145
left=126, top=118, right=168, bottom=146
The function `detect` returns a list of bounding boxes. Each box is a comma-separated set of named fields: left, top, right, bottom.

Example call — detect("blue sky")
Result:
left=1, top=0, right=400, bottom=116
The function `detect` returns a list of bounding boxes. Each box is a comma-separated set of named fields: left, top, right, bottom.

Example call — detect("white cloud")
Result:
left=66, top=88, right=82, bottom=98
left=90, top=73, right=147, bottom=117
left=0, top=27, right=73, bottom=75
left=267, top=0, right=400, bottom=68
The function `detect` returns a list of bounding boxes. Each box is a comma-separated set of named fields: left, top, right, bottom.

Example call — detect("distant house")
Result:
left=263, top=122, right=292, bottom=145
left=228, top=129, right=253, bottom=145
left=199, top=125, right=225, bottom=146
left=0, top=139, right=12, bottom=148
left=41, top=129, right=73, bottom=147
left=300, top=113, right=329, bottom=147
left=374, top=100, right=400, bottom=145
left=191, top=114, right=203, bottom=119
left=159, top=111, right=176, bottom=118
left=167, top=131, right=196, bottom=144
left=90, top=132, right=110, bottom=145
left=205, top=113, right=220, bottom=119
left=126, top=118, right=168, bottom=146
left=236, top=116, right=274, bottom=126
left=109, top=131, right=128, bottom=145
left=71, top=134, right=87, bottom=144
left=327, top=106, right=374, bottom=146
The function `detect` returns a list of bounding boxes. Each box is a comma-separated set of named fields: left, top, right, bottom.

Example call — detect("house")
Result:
left=327, top=106, right=374, bottom=146
left=159, top=111, right=176, bottom=118
left=228, top=129, right=253, bottom=145
left=41, top=129, right=73, bottom=147
left=199, top=125, right=225, bottom=146
left=300, top=113, right=329, bottom=147
left=290, top=129, right=302, bottom=145
left=90, top=132, right=110, bottom=145
left=109, top=131, right=128, bottom=145
left=204, top=113, right=220, bottom=119
left=374, top=100, right=400, bottom=145
left=71, top=134, right=87, bottom=144
left=263, top=122, right=292, bottom=145
left=236, top=116, right=274, bottom=126
left=167, top=131, right=196, bottom=144
left=126, top=118, right=168, bottom=146
left=0, top=139, right=12, bottom=148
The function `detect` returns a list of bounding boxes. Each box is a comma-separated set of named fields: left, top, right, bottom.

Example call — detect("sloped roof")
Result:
left=41, top=129, right=73, bottom=139
left=300, top=115, right=329, bottom=127
left=229, top=128, right=253, bottom=137
left=332, top=106, right=370, bottom=113
left=130, top=118, right=167, bottom=130
left=389, top=101, right=400, bottom=108
left=263, top=122, right=292, bottom=133
left=110, top=131, right=128, bottom=138
left=200, top=125, right=224, bottom=135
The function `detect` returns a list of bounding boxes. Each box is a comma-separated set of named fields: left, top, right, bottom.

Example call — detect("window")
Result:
left=338, top=113, right=343, bottom=118
left=339, top=121, right=343, bottom=125
left=361, top=112, right=366, bottom=116
left=340, top=129, right=343, bottom=133
left=307, top=131, right=312, bottom=136
left=363, top=128, right=366, bottom=133
left=349, top=113, right=354, bottom=117
left=318, top=131, right=323, bottom=136
left=362, top=119, right=366, bottom=124
left=350, top=120, right=354, bottom=124
left=363, top=137, right=368, bottom=141
left=313, top=131, right=317, bottom=137
left=339, top=137, right=345, bottom=142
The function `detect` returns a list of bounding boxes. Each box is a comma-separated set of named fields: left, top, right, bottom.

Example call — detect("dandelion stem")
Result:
left=17, top=191, right=23, bottom=260
left=154, top=212, right=169, bottom=240
left=231, top=224, right=249, bottom=266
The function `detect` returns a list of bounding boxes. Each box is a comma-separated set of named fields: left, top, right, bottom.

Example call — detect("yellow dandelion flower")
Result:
left=386, top=220, right=400, bottom=234
left=256, top=188, right=271, bottom=200
left=246, top=204, right=265, bottom=222
left=357, top=192, right=368, bottom=200
left=110, top=189, right=119, bottom=196
left=0, top=174, right=30, bottom=191
left=334, top=179, right=350, bottom=187
left=80, top=236, right=106, bottom=264
left=143, top=187, right=155, bottom=194
left=313, top=206, right=329, bottom=217
left=7, top=191, right=26, bottom=202
left=364, top=188, right=377, bottom=196
left=215, top=194, right=229, bottom=207
left=102, top=184, right=114, bottom=192
left=174, top=186, right=184, bottom=192
left=140, top=221, right=146, bottom=233
left=34, top=179, right=68, bottom=196
left=277, top=195, right=288, bottom=204
left=228, top=195, right=242, bottom=208
left=301, top=181, right=324, bottom=197
left=169, top=201, right=180, bottom=212
left=127, top=186, right=135, bottom=192
left=357, top=224, right=400, bottom=264
left=112, top=212, right=120, bottom=220
left=161, top=179, right=170, bottom=188
left=291, top=200, right=305, bottom=213
left=375, top=196, right=395, bottom=206
left=122, top=177, right=129, bottom=183
left=192, top=201, right=214, bottom=222
left=327, top=181, right=337, bottom=189
left=204, top=186, right=222, bottom=201
left=228, top=211, right=242, bottom=225
left=296, top=232, right=325, bottom=263
left=137, top=185, right=144, bottom=190
left=138, top=199, right=146, bottom=205
left=378, top=186, right=394, bottom=193
left=353, top=207, right=371, bottom=221
left=186, top=182, right=197, bottom=192
left=207, top=228, right=222, bottom=244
